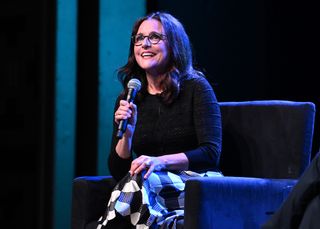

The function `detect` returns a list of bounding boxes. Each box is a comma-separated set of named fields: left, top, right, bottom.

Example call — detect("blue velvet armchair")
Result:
left=72, top=100, right=316, bottom=229
left=184, top=100, right=315, bottom=229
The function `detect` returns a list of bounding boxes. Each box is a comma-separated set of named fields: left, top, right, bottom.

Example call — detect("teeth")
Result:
left=142, top=53, right=154, bottom=57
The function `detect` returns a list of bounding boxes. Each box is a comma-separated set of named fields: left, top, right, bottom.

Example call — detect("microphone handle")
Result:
left=116, top=120, right=128, bottom=139
left=116, top=88, right=137, bottom=139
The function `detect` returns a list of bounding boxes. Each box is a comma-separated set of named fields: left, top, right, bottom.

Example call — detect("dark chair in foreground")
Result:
left=72, top=100, right=316, bottom=229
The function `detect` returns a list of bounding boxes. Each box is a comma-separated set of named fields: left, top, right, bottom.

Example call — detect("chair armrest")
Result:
left=71, top=176, right=117, bottom=229
left=184, top=176, right=297, bottom=229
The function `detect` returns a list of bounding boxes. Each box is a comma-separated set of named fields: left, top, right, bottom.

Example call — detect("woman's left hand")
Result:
left=130, top=155, right=166, bottom=179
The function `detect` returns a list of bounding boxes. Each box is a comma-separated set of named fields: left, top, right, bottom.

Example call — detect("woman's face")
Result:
left=134, top=19, right=170, bottom=76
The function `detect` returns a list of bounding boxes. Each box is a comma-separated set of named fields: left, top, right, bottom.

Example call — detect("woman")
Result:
left=97, top=12, right=222, bottom=229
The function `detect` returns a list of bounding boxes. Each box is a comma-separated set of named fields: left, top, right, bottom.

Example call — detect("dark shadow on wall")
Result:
left=147, top=0, right=320, bottom=158
left=1, top=1, right=319, bottom=228
left=0, top=0, right=56, bottom=228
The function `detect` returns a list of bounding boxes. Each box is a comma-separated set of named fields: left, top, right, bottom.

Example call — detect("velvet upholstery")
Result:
left=72, top=176, right=117, bottom=229
left=184, top=177, right=297, bottom=229
left=71, top=100, right=316, bottom=229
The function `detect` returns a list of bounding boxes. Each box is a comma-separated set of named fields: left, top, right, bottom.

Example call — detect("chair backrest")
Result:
left=218, top=100, right=315, bottom=179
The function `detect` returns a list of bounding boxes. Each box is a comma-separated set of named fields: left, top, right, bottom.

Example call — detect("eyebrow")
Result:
left=136, top=31, right=161, bottom=35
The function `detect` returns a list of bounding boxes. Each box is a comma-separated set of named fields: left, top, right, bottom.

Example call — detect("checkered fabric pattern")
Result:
left=97, top=170, right=222, bottom=229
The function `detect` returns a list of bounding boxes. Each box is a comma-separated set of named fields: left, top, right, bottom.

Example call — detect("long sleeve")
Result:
left=108, top=96, right=133, bottom=181
left=108, top=75, right=222, bottom=181
left=132, top=76, right=222, bottom=172
left=183, top=76, right=222, bottom=171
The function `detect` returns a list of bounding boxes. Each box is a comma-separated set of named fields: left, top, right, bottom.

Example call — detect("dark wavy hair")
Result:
left=118, top=12, right=203, bottom=104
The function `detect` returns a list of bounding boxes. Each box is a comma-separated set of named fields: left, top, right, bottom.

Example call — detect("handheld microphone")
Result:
left=116, top=78, right=141, bottom=139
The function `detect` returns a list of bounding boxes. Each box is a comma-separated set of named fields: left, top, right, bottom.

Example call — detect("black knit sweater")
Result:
left=108, top=76, right=222, bottom=181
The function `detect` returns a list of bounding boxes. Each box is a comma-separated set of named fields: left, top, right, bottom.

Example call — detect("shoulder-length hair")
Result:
left=118, top=12, right=201, bottom=104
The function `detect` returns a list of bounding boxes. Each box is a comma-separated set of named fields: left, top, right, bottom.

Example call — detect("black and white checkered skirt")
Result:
left=97, top=170, right=222, bottom=229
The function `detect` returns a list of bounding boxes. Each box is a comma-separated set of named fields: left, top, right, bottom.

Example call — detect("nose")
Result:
left=142, top=37, right=151, bottom=48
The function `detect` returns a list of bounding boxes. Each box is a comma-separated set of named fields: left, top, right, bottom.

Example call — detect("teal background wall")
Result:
left=53, top=0, right=77, bottom=228
left=97, top=0, right=145, bottom=176
left=53, top=0, right=145, bottom=228
left=1, top=0, right=319, bottom=228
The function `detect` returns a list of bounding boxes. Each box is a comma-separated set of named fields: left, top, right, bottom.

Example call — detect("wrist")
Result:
left=157, top=156, right=168, bottom=170
left=116, top=137, right=132, bottom=159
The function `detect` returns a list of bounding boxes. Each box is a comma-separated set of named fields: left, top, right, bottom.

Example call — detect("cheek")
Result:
left=133, top=49, right=142, bottom=65
left=134, top=48, right=139, bottom=58
left=160, top=48, right=170, bottom=63
left=160, top=44, right=170, bottom=61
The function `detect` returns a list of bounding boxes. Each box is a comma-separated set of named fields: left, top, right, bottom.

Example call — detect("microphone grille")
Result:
left=127, top=78, right=141, bottom=91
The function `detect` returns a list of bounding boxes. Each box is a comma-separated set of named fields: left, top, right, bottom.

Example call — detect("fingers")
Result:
left=114, top=100, right=134, bottom=124
left=130, top=156, right=154, bottom=179
left=143, top=165, right=153, bottom=179
left=129, top=102, right=137, bottom=117
left=130, top=157, right=149, bottom=174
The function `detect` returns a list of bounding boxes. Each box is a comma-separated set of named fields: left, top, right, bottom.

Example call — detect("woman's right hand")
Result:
left=114, top=100, right=137, bottom=138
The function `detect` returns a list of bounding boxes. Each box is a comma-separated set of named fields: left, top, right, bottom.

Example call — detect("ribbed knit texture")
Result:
left=108, top=76, right=222, bottom=181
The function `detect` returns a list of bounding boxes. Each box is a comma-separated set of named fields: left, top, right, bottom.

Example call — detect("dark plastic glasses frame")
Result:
left=132, top=32, right=166, bottom=46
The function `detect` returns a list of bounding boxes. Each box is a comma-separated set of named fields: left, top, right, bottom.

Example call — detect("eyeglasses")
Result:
left=132, top=32, right=166, bottom=46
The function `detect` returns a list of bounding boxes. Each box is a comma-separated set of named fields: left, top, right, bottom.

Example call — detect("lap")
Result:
left=97, top=170, right=222, bottom=229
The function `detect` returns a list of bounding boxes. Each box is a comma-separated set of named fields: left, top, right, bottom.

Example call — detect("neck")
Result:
left=146, top=74, right=165, bottom=95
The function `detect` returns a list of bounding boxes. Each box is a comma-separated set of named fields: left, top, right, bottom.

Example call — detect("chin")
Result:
left=140, top=64, right=158, bottom=71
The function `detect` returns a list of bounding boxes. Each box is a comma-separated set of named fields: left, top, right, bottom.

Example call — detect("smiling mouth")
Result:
left=141, top=52, right=155, bottom=58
